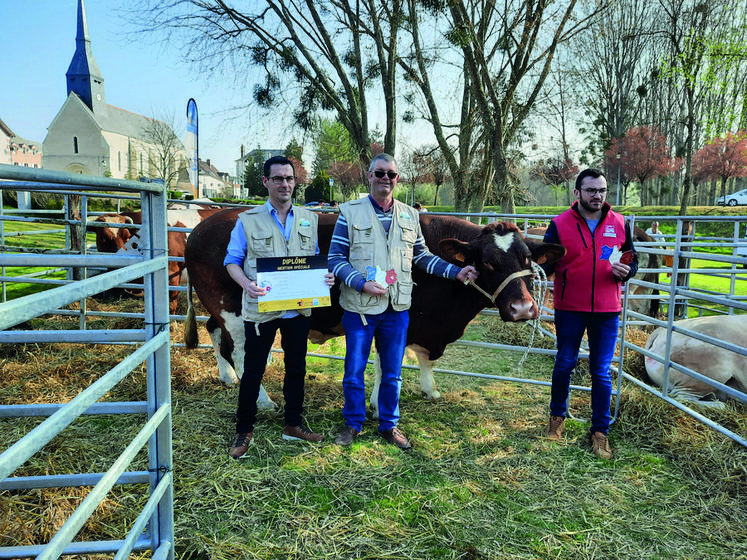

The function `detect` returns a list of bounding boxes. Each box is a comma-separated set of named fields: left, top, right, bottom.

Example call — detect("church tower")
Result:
left=65, top=0, right=106, bottom=114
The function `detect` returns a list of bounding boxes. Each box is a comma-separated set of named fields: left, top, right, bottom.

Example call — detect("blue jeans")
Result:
left=550, top=309, right=619, bottom=434
left=341, top=309, right=409, bottom=432
left=236, top=315, right=310, bottom=434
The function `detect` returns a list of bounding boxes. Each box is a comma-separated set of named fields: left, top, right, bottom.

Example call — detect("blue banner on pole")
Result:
left=186, top=98, right=198, bottom=196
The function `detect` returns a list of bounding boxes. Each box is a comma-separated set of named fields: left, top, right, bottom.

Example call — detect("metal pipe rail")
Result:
left=0, top=164, right=175, bottom=560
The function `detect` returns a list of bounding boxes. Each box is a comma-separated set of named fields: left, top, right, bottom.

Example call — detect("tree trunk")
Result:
left=66, top=194, right=84, bottom=281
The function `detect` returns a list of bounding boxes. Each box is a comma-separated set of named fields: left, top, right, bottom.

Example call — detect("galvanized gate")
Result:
left=618, top=214, right=747, bottom=447
left=0, top=164, right=174, bottom=559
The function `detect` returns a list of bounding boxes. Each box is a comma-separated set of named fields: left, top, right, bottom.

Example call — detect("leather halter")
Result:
left=465, top=267, right=536, bottom=305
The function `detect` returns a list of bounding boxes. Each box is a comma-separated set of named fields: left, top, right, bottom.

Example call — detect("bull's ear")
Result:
left=439, top=238, right=475, bottom=265
left=525, top=239, right=566, bottom=265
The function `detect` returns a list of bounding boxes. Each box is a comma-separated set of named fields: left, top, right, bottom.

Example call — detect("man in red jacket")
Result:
left=542, top=169, right=638, bottom=459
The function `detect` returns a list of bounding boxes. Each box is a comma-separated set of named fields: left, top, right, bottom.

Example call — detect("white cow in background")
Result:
left=644, top=314, right=747, bottom=403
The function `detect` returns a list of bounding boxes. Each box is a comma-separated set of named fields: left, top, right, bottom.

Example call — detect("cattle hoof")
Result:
left=422, top=390, right=440, bottom=401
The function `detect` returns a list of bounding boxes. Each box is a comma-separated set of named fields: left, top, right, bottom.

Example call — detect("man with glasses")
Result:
left=542, top=168, right=638, bottom=459
left=225, top=155, right=334, bottom=459
left=328, top=153, right=478, bottom=449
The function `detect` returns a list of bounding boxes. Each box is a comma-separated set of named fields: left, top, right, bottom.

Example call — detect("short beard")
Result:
left=579, top=197, right=602, bottom=214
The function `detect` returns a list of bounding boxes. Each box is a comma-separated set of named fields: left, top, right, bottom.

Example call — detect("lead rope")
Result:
left=464, top=268, right=535, bottom=304
left=518, top=261, right=547, bottom=367
left=463, top=265, right=546, bottom=366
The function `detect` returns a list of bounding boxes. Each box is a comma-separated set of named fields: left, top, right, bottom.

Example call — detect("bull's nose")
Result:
left=508, top=300, right=538, bottom=321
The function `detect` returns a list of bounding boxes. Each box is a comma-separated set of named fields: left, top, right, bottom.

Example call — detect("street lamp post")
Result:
left=616, top=152, right=621, bottom=206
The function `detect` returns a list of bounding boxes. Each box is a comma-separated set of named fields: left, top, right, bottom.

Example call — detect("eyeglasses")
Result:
left=372, top=170, right=399, bottom=179
left=268, top=175, right=296, bottom=185
left=581, top=188, right=607, bottom=196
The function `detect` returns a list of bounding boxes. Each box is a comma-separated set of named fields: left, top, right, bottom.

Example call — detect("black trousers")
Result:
left=235, top=315, right=310, bottom=433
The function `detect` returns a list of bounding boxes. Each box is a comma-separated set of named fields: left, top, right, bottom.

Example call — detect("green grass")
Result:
left=1, top=220, right=106, bottom=299
left=1, top=220, right=69, bottom=249
left=655, top=256, right=746, bottom=318
left=1, top=303, right=746, bottom=559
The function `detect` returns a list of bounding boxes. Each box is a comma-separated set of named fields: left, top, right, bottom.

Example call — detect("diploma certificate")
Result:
left=256, top=255, right=331, bottom=312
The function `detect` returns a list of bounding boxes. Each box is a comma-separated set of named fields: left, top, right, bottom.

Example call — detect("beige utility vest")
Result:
left=238, top=205, right=318, bottom=323
left=339, top=198, right=419, bottom=314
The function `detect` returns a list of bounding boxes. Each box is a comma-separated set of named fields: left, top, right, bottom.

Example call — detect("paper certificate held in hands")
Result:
left=256, top=255, right=331, bottom=312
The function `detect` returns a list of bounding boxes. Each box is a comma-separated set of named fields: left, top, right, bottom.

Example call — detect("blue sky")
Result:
left=0, top=1, right=279, bottom=175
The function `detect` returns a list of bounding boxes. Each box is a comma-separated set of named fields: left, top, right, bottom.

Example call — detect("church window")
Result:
left=118, top=151, right=121, bottom=171
left=73, top=137, right=79, bottom=154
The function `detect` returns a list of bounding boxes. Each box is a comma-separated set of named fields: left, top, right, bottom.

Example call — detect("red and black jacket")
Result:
left=543, top=202, right=638, bottom=313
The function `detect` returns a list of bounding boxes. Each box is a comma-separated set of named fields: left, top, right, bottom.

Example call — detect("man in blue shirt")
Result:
left=225, top=156, right=334, bottom=459
left=328, top=153, right=478, bottom=449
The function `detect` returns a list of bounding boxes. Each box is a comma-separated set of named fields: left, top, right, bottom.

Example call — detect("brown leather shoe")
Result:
left=228, top=432, right=253, bottom=459
left=547, top=415, right=565, bottom=440
left=378, top=427, right=412, bottom=449
left=591, top=431, right=612, bottom=460
left=282, top=425, right=325, bottom=443
left=334, top=426, right=359, bottom=446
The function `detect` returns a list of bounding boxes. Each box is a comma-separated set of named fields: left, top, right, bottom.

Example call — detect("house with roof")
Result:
left=43, top=0, right=193, bottom=193
left=1, top=117, right=42, bottom=169
left=235, top=146, right=284, bottom=184
left=198, top=158, right=237, bottom=199
left=2, top=116, right=44, bottom=209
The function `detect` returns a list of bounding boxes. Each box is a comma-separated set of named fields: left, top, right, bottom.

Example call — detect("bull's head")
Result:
left=91, top=214, right=137, bottom=254
left=439, top=222, right=565, bottom=322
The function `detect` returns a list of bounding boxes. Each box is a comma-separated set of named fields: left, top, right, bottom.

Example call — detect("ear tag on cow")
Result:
left=366, top=266, right=378, bottom=281
left=385, top=269, right=397, bottom=285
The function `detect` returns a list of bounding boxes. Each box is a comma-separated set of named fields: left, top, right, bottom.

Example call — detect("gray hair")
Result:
left=368, top=153, right=397, bottom=172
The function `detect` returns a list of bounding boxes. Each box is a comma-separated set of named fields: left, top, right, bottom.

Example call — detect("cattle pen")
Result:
left=398, top=211, right=747, bottom=447
left=0, top=165, right=175, bottom=559
left=1, top=176, right=746, bottom=557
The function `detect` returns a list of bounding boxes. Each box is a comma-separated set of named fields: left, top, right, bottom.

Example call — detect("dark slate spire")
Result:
left=66, top=0, right=105, bottom=113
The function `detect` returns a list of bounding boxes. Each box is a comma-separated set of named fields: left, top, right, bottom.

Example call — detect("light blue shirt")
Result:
left=224, top=201, right=313, bottom=319
left=224, top=201, right=295, bottom=266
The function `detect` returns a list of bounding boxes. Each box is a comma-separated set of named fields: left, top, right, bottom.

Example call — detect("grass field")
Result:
left=2, top=208, right=746, bottom=558
left=1, top=220, right=116, bottom=300
left=1, top=298, right=745, bottom=560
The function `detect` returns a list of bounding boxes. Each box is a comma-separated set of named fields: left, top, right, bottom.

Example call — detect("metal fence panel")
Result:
left=0, top=164, right=175, bottom=560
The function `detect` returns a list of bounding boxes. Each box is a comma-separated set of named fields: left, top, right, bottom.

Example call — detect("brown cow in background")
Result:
left=90, top=206, right=222, bottom=312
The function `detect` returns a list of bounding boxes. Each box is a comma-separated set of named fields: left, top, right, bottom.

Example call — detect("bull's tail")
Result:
left=184, top=278, right=199, bottom=349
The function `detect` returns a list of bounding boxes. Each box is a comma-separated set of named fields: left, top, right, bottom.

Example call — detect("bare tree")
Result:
left=411, top=146, right=451, bottom=206
left=654, top=0, right=736, bottom=215
left=571, top=0, right=653, bottom=144
left=142, top=112, right=186, bottom=190
left=128, top=0, right=403, bottom=169
left=397, top=0, right=488, bottom=213
left=445, top=0, right=609, bottom=213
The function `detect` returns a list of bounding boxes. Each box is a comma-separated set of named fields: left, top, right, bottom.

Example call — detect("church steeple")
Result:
left=66, top=0, right=105, bottom=114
